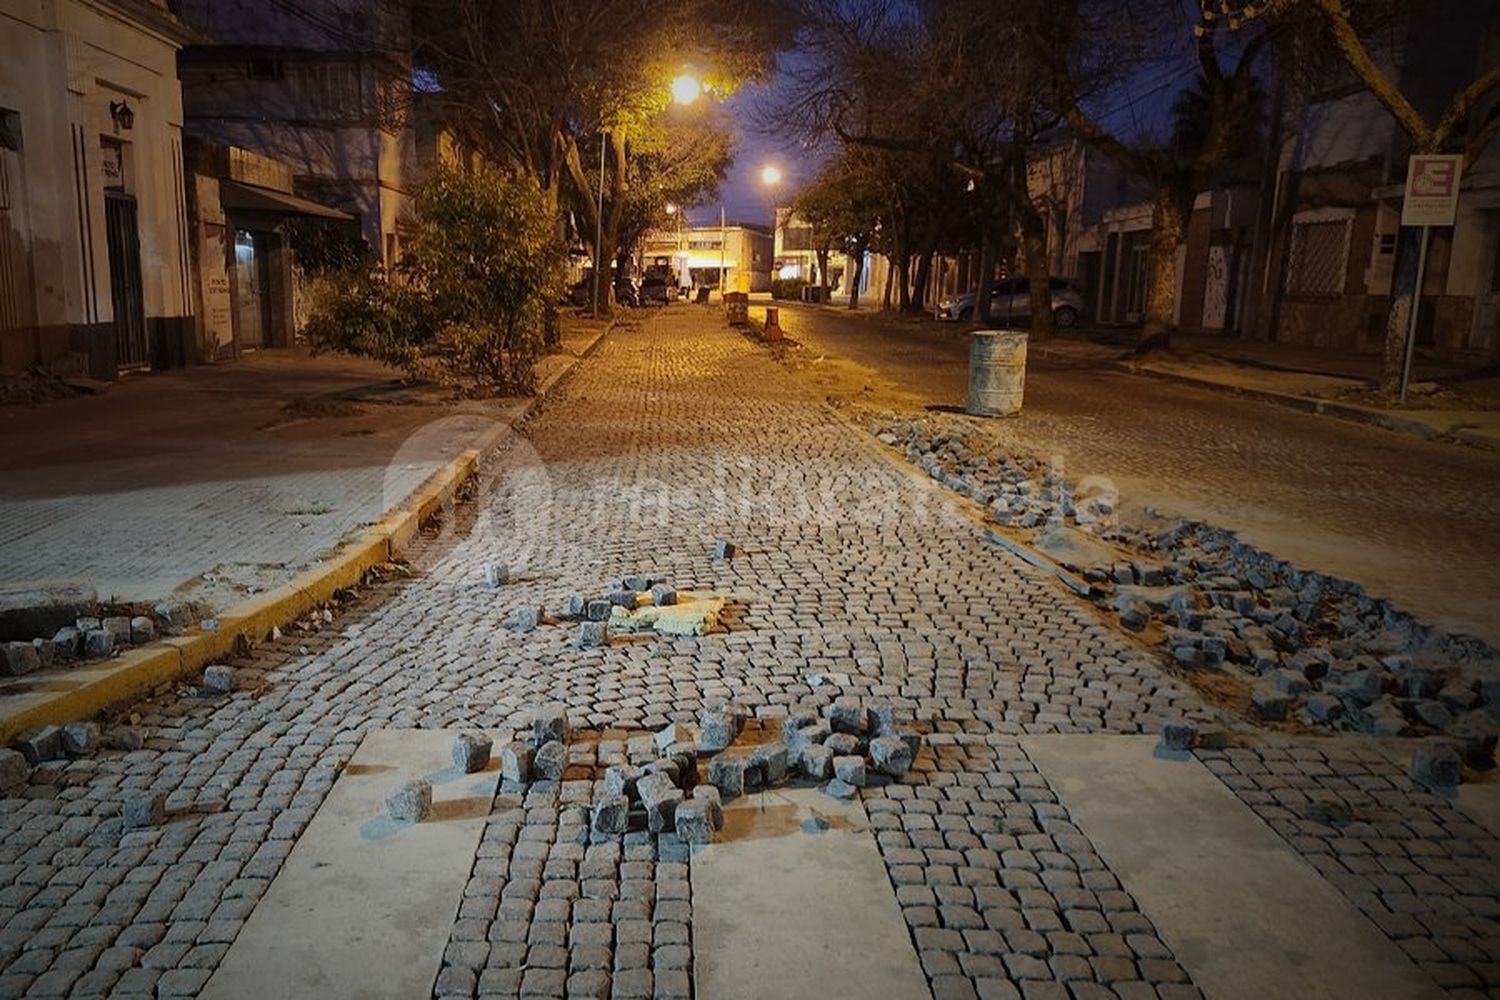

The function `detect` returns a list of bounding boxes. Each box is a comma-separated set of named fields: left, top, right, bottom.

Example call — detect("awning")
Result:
left=219, top=180, right=354, bottom=221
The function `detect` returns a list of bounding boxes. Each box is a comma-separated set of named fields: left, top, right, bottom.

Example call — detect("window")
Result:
left=782, top=225, right=813, bottom=251
left=1285, top=214, right=1352, bottom=296
left=0, top=108, right=19, bottom=154
left=247, top=59, right=284, bottom=81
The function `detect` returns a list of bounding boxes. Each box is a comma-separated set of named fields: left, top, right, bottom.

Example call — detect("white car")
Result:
left=938, top=277, right=1084, bottom=327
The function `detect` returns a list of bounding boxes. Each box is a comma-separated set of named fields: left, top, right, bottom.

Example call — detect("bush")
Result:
left=303, top=164, right=564, bottom=394
left=771, top=277, right=807, bottom=301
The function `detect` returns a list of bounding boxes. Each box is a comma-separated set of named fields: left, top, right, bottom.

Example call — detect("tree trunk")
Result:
left=882, top=256, right=895, bottom=311
left=1137, top=187, right=1188, bottom=353
left=975, top=229, right=997, bottom=324
left=592, top=237, right=617, bottom=316
left=848, top=240, right=867, bottom=309
left=816, top=247, right=831, bottom=293
left=1380, top=225, right=1426, bottom=396
left=910, top=250, right=933, bottom=314
left=1019, top=221, right=1054, bottom=340
left=894, top=232, right=911, bottom=312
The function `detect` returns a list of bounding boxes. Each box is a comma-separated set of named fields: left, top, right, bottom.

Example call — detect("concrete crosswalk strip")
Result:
left=691, top=786, right=929, bottom=1000
left=202, top=730, right=504, bottom=1000
left=1024, top=734, right=1445, bottom=1000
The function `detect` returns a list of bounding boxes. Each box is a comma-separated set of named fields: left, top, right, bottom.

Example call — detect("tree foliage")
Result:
left=412, top=0, right=795, bottom=311
left=303, top=164, right=564, bottom=394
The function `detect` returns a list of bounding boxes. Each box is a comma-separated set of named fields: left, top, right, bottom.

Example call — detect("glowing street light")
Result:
left=671, top=73, right=701, bottom=106
left=665, top=203, right=678, bottom=215
left=761, top=164, right=783, bottom=186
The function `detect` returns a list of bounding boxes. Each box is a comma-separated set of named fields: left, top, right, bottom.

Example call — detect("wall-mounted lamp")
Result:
left=109, top=100, right=135, bottom=132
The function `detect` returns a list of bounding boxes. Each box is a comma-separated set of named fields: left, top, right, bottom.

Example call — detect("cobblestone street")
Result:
left=1, top=308, right=1496, bottom=1000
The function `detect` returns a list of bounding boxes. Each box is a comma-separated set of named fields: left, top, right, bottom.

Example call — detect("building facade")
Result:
left=1260, top=2, right=1500, bottom=360
left=641, top=221, right=773, bottom=294
left=183, top=138, right=353, bottom=361
left=1, top=0, right=195, bottom=377
left=170, top=0, right=416, bottom=265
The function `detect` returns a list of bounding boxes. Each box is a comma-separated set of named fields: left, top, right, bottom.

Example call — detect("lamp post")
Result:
left=594, top=73, right=700, bottom=318
left=761, top=165, right=783, bottom=293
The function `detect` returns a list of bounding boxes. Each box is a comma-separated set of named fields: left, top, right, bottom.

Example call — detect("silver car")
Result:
left=938, top=277, right=1084, bottom=327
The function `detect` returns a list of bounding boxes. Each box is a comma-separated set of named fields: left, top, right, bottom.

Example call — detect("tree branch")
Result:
left=1434, top=63, right=1500, bottom=150
left=1310, top=0, right=1433, bottom=148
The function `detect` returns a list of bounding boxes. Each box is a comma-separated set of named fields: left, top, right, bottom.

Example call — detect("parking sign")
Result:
left=1402, top=154, right=1463, bottom=227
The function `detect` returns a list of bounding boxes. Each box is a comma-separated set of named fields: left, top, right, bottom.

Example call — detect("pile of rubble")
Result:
left=487, top=566, right=733, bottom=646
left=590, top=694, right=918, bottom=843
left=1, top=592, right=207, bottom=679
left=869, top=414, right=1500, bottom=764
left=876, top=419, right=1113, bottom=531
left=386, top=699, right=922, bottom=844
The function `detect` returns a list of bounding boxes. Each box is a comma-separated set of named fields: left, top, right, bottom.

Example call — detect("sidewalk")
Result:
left=0, top=316, right=609, bottom=613
left=1033, top=330, right=1500, bottom=450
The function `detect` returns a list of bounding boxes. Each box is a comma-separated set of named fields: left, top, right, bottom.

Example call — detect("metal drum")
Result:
left=724, top=291, right=749, bottom=326
left=967, top=330, right=1028, bottom=416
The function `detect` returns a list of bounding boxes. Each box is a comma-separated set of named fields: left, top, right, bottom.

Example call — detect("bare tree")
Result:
left=1034, top=0, right=1271, bottom=351
left=1210, top=0, right=1500, bottom=392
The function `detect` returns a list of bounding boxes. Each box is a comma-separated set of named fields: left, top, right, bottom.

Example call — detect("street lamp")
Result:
left=671, top=73, right=701, bottom=106
left=761, top=165, right=784, bottom=292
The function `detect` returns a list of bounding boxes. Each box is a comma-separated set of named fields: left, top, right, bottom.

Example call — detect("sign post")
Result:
left=1398, top=154, right=1462, bottom=402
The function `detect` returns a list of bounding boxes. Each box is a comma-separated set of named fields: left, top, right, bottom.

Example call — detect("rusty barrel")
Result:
left=764, top=306, right=783, bottom=341
left=966, top=330, right=1028, bottom=417
left=724, top=291, right=749, bottom=326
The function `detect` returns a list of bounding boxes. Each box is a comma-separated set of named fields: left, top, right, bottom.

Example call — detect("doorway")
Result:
left=231, top=228, right=268, bottom=348
left=104, top=191, right=148, bottom=370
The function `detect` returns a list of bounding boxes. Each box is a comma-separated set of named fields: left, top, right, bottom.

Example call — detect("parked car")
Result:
left=638, top=274, right=674, bottom=305
left=613, top=276, right=641, bottom=307
left=937, top=277, right=1083, bottom=327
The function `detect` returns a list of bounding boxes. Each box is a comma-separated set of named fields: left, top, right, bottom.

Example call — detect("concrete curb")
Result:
left=1108, top=360, right=1497, bottom=451
left=0, top=321, right=613, bottom=745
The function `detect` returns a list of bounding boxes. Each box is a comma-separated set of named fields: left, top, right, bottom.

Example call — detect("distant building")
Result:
left=772, top=209, right=848, bottom=291
left=1, top=0, right=196, bottom=377
left=170, top=0, right=416, bottom=264
left=641, top=221, right=773, bottom=293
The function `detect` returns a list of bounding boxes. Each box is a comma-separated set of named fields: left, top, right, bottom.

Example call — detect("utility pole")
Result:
left=592, top=132, right=606, bottom=319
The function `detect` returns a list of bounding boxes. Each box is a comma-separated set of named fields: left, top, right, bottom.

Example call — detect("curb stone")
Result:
left=0, top=320, right=615, bottom=745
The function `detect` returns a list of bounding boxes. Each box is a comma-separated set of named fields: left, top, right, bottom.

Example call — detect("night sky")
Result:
left=689, top=18, right=1199, bottom=230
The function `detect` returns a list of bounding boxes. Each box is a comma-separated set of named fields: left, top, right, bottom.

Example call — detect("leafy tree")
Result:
left=601, top=115, right=734, bottom=274
left=792, top=150, right=887, bottom=309
left=412, top=0, right=794, bottom=313
left=304, top=164, right=564, bottom=394
left=775, top=0, right=1067, bottom=327
left=1034, top=0, right=1272, bottom=350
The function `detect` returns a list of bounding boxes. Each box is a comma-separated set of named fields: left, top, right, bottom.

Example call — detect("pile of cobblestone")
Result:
left=876, top=420, right=1114, bottom=531
left=0, top=598, right=211, bottom=680
left=470, top=693, right=929, bottom=847
left=491, top=568, right=682, bottom=648
left=870, top=414, right=1500, bottom=763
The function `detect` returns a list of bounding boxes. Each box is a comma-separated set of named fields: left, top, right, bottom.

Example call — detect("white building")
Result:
left=1, top=0, right=196, bottom=377
left=641, top=222, right=773, bottom=293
